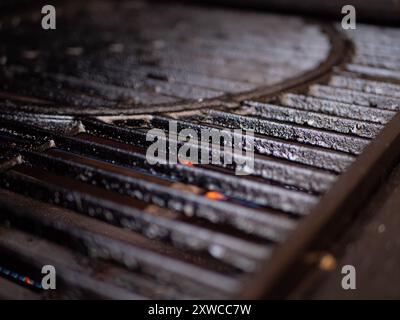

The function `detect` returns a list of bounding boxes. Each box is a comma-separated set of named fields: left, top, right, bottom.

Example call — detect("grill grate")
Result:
left=1, top=6, right=400, bottom=299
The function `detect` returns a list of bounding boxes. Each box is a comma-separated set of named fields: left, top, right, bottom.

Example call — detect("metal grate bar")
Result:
left=0, top=225, right=147, bottom=299
left=345, top=64, right=400, bottom=81
left=241, top=101, right=383, bottom=138
left=0, top=121, right=317, bottom=215
left=201, top=109, right=371, bottom=153
left=279, top=93, right=395, bottom=124
left=150, top=115, right=355, bottom=173
left=0, top=158, right=274, bottom=268
left=81, top=118, right=337, bottom=193
left=0, top=172, right=242, bottom=294
left=309, top=84, right=400, bottom=110
left=329, top=75, right=400, bottom=98
left=0, top=190, right=243, bottom=299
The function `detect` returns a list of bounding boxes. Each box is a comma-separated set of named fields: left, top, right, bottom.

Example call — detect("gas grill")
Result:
left=1, top=0, right=400, bottom=299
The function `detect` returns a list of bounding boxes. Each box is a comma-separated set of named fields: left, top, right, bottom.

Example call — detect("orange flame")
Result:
left=179, top=159, right=193, bottom=167
left=205, top=191, right=226, bottom=201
